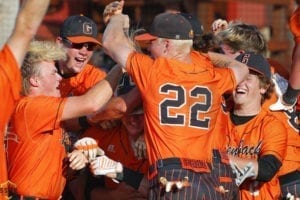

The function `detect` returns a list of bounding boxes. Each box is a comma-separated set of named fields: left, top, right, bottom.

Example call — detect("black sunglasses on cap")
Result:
left=62, top=38, right=98, bottom=51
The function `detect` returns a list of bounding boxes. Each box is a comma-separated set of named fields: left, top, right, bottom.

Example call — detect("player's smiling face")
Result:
left=57, top=38, right=94, bottom=77
left=122, top=114, right=144, bottom=138
left=36, top=61, right=62, bottom=97
left=233, top=73, right=263, bottom=106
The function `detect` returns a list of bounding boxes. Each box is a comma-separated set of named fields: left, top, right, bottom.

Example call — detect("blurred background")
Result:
left=1, top=0, right=298, bottom=73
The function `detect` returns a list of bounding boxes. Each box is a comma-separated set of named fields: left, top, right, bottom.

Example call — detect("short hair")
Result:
left=21, top=40, right=66, bottom=95
left=216, top=21, right=267, bottom=56
left=157, top=38, right=193, bottom=56
left=257, top=74, right=274, bottom=104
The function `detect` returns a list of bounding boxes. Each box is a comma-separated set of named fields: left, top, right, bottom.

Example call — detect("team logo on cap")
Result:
left=241, top=53, right=250, bottom=64
left=83, top=22, right=93, bottom=35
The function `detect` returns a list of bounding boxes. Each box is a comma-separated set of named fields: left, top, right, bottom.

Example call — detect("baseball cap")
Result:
left=235, top=52, right=271, bottom=79
left=179, top=13, right=203, bottom=36
left=60, top=15, right=101, bottom=45
left=135, top=12, right=194, bottom=41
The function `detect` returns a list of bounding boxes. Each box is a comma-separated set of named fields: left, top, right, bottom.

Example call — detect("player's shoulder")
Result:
left=83, top=63, right=107, bottom=75
left=259, top=109, right=287, bottom=130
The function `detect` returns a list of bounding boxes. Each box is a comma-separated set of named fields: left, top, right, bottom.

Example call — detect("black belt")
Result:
left=9, top=192, right=46, bottom=200
left=279, top=170, right=300, bottom=185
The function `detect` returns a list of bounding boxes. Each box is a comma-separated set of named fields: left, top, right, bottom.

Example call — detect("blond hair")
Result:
left=216, top=21, right=267, bottom=56
left=21, top=40, right=66, bottom=95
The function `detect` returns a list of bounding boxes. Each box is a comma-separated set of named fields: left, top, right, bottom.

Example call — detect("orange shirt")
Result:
left=227, top=109, right=287, bottom=200
left=126, top=51, right=237, bottom=166
left=261, top=75, right=300, bottom=176
left=83, top=125, right=148, bottom=189
left=59, top=64, right=106, bottom=97
left=7, top=96, right=67, bottom=199
left=0, top=45, right=21, bottom=199
left=271, top=109, right=300, bottom=176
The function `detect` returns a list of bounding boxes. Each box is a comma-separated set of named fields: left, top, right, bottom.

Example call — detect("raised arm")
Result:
left=7, top=0, right=50, bottom=67
left=207, top=51, right=249, bottom=84
left=102, top=0, right=136, bottom=69
left=61, top=66, right=123, bottom=121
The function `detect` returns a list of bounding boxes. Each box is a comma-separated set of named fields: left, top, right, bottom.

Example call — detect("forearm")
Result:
left=102, top=14, right=135, bottom=68
left=207, top=51, right=248, bottom=83
left=8, top=0, right=50, bottom=66
left=62, top=66, right=123, bottom=120
left=83, top=66, right=123, bottom=112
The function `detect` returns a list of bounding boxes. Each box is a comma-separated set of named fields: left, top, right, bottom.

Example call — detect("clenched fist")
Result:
left=103, top=0, right=124, bottom=24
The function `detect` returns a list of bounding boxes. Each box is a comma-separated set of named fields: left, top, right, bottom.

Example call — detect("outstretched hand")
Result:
left=74, top=137, right=104, bottom=161
left=90, top=155, right=123, bottom=179
left=103, top=0, right=125, bottom=24
left=211, top=19, right=228, bottom=35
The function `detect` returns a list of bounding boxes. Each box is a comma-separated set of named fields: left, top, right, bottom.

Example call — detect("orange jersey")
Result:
left=83, top=125, right=148, bottom=189
left=126, top=51, right=237, bottom=166
left=227, top=109, right=287, bottom=200
left=272, top=109, right=300, bottom=176
left=0, top=45, right=21, bottom=199
left=59, top=64, right=106, bottom=97
left=7, top=96, right=67, bottom=199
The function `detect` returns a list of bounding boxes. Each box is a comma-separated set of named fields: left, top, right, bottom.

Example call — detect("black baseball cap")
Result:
left=60, top=15, right=101, bottom=45
left=135, top=12, right=194, bottom=41
left=179, top=13, right=203, bottom=36
left=235, top=52, right=271, bottom=79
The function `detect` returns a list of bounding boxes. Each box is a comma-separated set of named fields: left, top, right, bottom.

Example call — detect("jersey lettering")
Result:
left=159, top=83, right=212, bottom=129
left=227, top=140, right=262, bottom=157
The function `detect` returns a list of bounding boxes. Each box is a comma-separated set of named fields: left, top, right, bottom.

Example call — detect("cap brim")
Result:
left=134, top=33, right=158, bottom=41
left=248, top=67, right=264, bottom=76
left=67, top=36, right=101, bottom=45
left=129, top=107, right=144, bottom=115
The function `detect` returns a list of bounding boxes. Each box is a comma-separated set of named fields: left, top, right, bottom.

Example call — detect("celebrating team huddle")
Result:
left=0, top=0, right=299, bottom=200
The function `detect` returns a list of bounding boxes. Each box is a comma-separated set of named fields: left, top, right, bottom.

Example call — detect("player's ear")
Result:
left=163, top=39, right=170, bottom=54
left=29, top=76, right=39, bottom=87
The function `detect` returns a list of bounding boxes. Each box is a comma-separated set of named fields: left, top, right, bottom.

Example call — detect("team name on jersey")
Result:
left=227, top=140, right=262, bottom=157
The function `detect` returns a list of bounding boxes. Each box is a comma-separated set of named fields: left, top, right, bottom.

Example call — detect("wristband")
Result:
left=121, top=167, right=144, bottom=189
left=283, top=84, right=300, bottom=105
left=78, top=116, right=91, bottom=129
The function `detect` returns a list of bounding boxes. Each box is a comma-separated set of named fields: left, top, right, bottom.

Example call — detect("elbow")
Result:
left=84, top=100, right=108, bottom=114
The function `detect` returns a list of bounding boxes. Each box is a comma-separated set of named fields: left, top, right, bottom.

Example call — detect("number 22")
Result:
left=159, top=84, right=212, bottom=129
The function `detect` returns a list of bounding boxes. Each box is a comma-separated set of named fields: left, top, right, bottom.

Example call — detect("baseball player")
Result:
left=212, top=19, right=299, bottom=200
left=6, top=40, right=122, bottom=199
left=56, top=15, right=107, bottom=98
left=227, top=53, right=287, bottom=199
left=269, top=6, right=300, bottom=199
left=101, top=1, right=250, bottom=199
left=0, top=0, right=50, bottom=199
left=81, top=74, right=148, bottom=199
left=212, top=18, right=296, bottom=113
left=84, top=106, right=148, bottom=199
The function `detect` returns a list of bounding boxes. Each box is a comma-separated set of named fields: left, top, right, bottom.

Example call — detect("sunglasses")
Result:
left=62, top=38, right=98, bottom=51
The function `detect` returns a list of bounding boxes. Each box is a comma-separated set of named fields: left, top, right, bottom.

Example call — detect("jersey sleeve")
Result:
left=14, top=96, right=66, bottom=137
left=261, top=117, right=287, bottom=161
left=125, top=52, right=154, bottom=92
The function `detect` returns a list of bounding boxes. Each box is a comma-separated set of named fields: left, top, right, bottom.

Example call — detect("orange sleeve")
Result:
left=0, top=45, right=21, bottom=196
left=260, top=117, right=287, bottom=161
